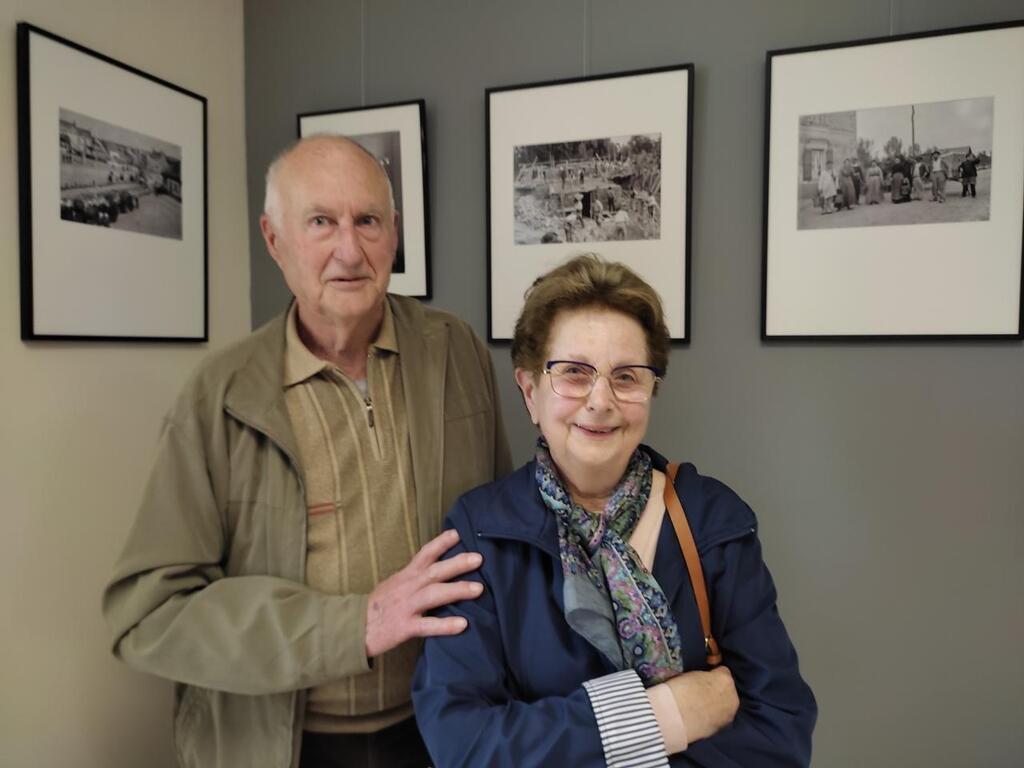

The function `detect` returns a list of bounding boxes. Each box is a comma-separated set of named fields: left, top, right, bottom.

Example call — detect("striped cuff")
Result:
left=583, top=670, right=669, bottom=768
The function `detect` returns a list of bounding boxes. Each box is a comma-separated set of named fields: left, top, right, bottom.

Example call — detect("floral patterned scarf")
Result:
left=535, top=438, right=684, bottom=685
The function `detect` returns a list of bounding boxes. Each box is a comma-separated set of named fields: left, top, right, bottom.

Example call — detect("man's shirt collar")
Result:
left=283, top=298, right=399, bottom=387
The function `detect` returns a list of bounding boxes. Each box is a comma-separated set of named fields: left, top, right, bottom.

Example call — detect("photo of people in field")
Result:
left=59, top=108, right=182, bottom=240
left=797, top=97, right=993, bottom=230
left=513, top=133, right=661, bottom=245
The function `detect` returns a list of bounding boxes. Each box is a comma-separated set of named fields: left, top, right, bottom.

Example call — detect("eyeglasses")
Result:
left=544, top=360, right=662, bottom=403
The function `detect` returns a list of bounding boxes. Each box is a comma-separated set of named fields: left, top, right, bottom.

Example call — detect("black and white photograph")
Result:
left=298, top=100, right=430, bottom=297
left=60, top=108, right=183, bottom=240
left=18, top=23, right=207, bottom=341
left=797, top=97, right=992, bottom=230
left=348, top=130, right=405, bottom=272
left=513, top=133, right=662, bottom=245
left=487, top=65, right=693, bottom=341
left=763, top=21, right=1024, bottom=339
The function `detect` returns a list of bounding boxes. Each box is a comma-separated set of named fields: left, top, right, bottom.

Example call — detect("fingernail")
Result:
left=471, top=582, right=484, bottom=595
left=468, top=553, right=483, bottom=566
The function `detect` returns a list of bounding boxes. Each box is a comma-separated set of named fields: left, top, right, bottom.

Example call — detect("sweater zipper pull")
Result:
left=364, top=397, right=374, bottom=428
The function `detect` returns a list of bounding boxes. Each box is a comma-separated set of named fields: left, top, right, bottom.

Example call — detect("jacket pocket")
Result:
left=224, top=499, right=305, bottom=579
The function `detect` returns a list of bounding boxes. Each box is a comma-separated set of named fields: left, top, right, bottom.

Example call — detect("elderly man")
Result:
left=103, top=135, right=511, bottom=768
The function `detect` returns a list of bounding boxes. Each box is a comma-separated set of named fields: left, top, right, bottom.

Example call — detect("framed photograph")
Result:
left=18, top=23, right=207, bottom=341
left=762, top=21, right=1024, bottom=340
left=299, top=99, right=431, bottom=298
left=487, top=65, right=693, bottom=341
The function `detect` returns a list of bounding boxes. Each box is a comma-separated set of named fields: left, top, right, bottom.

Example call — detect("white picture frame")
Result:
left=486, top=65, right=694, bottom=341
left=762, top=21, right=1024, bottom=340
left=18, top=23, right=208, bottom=341
left=299, top=99, right=431, bottom=298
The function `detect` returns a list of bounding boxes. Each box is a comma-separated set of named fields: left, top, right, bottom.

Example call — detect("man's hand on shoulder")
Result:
left=365, top=529, right=483, bottom=659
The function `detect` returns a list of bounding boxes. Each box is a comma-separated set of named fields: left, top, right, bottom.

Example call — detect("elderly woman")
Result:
left=838, top=158, right=857, bottom=210
left=413, top=255, right=816, bottom=767
left=866, top=160, right=884, bottom=204
left=817, top=161, right=837, bottom=213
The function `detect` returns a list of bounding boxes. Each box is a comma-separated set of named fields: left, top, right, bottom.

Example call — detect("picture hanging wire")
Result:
left=360, top=0, right=367, bottom=106
left=582, top=0, right=591, bottom=76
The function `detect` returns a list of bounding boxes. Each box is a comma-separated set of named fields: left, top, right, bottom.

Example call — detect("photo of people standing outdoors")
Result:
left=513, top=133, right=661, bottom=245
left=797, top=96, right=993, bottom=230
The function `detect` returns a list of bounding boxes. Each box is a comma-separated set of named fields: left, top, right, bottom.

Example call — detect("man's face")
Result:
left=260, top=140, right=398, bottom=332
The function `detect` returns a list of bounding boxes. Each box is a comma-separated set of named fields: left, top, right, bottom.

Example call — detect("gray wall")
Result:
left=244, top=2, right=1024, bottom=765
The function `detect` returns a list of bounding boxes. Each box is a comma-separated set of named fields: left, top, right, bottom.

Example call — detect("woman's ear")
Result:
left=514, top=368, right=540, bottom=426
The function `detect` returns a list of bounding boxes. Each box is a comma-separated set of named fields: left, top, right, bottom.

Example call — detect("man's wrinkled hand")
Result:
left=364, top=529, right=483, bottom=659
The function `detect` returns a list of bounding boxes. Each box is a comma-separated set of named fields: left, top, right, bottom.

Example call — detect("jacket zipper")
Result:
left=360, top=391, right=382, bottom=459
left=337, top=372, right=382, bottom=459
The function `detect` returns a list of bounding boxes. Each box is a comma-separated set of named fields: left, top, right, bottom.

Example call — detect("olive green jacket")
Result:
left=103, top=295, right=512, bottom=767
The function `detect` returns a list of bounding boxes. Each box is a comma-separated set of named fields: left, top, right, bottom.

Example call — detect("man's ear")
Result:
left=514, top=368, right=540, bottom=426
left=260, top=213, right=283, bottom=269
left=389, top=209, right=401, bottom=266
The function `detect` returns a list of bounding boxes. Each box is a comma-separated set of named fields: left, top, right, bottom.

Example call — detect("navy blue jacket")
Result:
left=413, top=451, right=817, bottom=766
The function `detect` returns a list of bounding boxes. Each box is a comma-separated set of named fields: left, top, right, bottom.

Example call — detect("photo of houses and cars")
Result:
left=59, top=108, right=182, bottom=239
left=348, top=130, right=405, bottom=273
left=513, top=133, right=662, bottom=245
left=798, top=96, right=993, bottom=230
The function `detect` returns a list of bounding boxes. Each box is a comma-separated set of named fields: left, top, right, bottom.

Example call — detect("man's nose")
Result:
left=331, top=221, right=363, bottom=265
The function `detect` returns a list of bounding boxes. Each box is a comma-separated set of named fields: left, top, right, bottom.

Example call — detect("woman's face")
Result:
left=515, top=307, right=652, bottom=493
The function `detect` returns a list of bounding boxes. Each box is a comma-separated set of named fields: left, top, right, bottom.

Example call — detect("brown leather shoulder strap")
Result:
left=663, top=463, right=722, bottom=667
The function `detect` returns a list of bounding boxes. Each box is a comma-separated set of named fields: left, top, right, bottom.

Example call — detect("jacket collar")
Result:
left=222, top=308, right=302, bottom=466
left=478, top=447, right=693, bottom=632
left=474, top=462, right=561, bottom=557
left=476, top=446, right=675, bottom=556
left=390, top=295, right=449, bottom=548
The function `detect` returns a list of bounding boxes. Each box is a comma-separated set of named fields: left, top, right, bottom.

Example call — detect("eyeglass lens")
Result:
left=548, top=361, right=655, bottom=402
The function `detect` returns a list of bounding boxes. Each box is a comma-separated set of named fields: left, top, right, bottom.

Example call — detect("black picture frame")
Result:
left=762, top=20, right=1024, bottom=341
left=486, top=64, right=694, bottom=342
left=18, top=23, right=208, bottom=342
left=298, top=99, right=432, bottom=299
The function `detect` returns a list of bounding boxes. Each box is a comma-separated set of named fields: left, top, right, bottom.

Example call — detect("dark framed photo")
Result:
left=486, top=65, right=694, bottom=341
left=762, top=20, right=1024, bottom=340
left=18, top=23, right=208, bottom=341
left=299, top=99, right=431, bottom=298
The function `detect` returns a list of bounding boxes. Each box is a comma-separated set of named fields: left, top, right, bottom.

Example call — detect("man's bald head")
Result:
left=258, top=133, right=400, bottom=340
left=263, top=134, right=395, bottom=228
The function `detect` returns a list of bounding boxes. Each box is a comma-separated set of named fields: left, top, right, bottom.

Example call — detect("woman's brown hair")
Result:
left=511, top=253, right=670, bottom=379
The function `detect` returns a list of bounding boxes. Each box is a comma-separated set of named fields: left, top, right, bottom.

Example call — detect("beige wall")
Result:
left=0, top=1, right=249, bottom=765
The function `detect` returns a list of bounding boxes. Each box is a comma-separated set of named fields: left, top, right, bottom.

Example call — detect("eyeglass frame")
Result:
left=543, top=359, right=663, bottom=403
